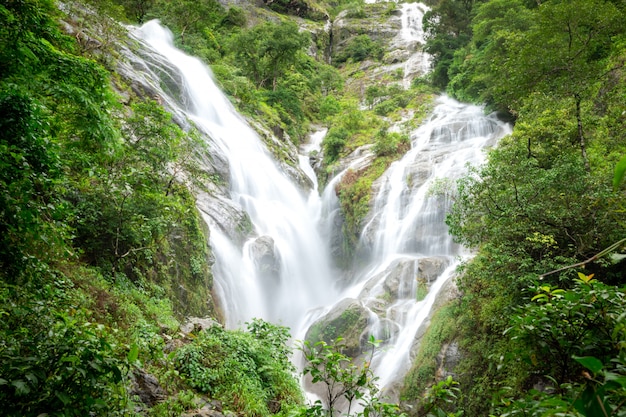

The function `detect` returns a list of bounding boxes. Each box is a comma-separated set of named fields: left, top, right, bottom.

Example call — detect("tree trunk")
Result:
left=575, top=94, right=590, bottom=172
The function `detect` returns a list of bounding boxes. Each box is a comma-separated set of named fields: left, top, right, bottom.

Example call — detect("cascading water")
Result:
left=348, top=97, right=511, bottom=391
left=397, top=2, right=431, bottom=86
left=128, top=8, right=511, bottom=404
left=133, top=21, right=338, bottom=333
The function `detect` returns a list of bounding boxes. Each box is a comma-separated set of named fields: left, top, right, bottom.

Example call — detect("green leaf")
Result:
left=573, top=355, right=603, bottom=373
left=610, top=253, right=626, bottom=264
left=531, top=293, right=547, bottom=301
left=12, top=379, right=30, bottom=395
left=605, top=371, right=626, bottom=387
left=127, top=343, right=139, bottom=364
left=613, top=154, right=626, bottom=190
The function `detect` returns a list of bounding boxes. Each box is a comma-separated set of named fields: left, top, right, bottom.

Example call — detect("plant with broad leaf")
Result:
left=298, top=335, right=406, bottom=417
left=495, top=273, right=626, bottom=416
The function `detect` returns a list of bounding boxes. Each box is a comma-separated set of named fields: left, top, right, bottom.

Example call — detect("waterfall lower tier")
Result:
left=311, top=96, right=511, bottom=394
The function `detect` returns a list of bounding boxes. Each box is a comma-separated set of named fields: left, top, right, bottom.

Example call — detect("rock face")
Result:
left=248, top=235, right=281, bottom=281
left=196, top=192, right=252, bottom=246
left=130, top=369, right=166, bottom=407
left=359, top=256, right=450, bottom=304
left=308, top=256, right=452, bottom=361
left=331, top=6, right=401, bottom=57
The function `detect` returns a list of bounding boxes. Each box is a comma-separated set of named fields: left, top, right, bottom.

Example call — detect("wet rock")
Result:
left=305, top=298, right=370, bottom=358
left=381, top=258, right=420, bottom=298
left=435, top=341, right=460, bottom=380
left=248, top=235, right=281, bottom=279
left=359, top=257, right=450, bottom=308
left=196, top=192, right=252, bottom=246
left=328, top=144, right=376, bottom=178
left=130, top=369, right=166, bottom=407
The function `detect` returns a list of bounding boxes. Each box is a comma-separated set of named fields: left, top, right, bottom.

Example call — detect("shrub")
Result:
left=175, top=321, right=302, bottom=416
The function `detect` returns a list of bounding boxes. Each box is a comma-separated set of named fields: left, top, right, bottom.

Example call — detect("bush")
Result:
left=334, top=35, right=384, bottom=64
left=175, top=320, right=302, bottom=416
left=373, top=128, right=409, bottom=157
left=323, top=126, right=350, bottom=164
left=0, top=292, right=126, bottom=416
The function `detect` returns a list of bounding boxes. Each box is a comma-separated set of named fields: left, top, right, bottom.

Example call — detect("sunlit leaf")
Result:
left=613, top=154, right=626, bottom=190
left=127, top=343, right=139, bottom=364
left=610, top=253, right=626, bottom=264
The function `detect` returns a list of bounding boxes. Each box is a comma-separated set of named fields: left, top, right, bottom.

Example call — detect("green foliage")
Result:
left=0, top=3, right=220, bottom=416
left=614, top=155, right=626, bottom=190
left=262, top=0, right=310, bottom=18
left=298, top=336, right=404, bottom=417
left=419, top=376, right=461, bottom=417
left=323, top=126, right=350, bottom=164
left=0, top=285, right=127, bottom=416
left=373, top=127, right=409, bottom=157
left=0, top=86, right=66, bottom=281
left=175, top=321, right=302, bottom=416
left=447, top=135, right=619, bottom=276
left=422, top=0, right=484, bottom=88
left=492, top=274, right=626, bottom=417
left=334, top=35, right=384, bottom=64
left=507, top=275, right=625, bottom=385
left=401, top=304, right=459, bottom=408
left=232, top=21, right=310, bottom=90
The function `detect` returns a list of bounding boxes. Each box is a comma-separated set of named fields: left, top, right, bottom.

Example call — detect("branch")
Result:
left=539, top=237, right=626, bottom=279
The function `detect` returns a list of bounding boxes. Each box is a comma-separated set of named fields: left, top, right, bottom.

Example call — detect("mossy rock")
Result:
left=305, top=298, right=370, bottom=358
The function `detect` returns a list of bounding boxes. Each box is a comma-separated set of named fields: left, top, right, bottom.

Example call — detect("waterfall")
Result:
left=398, top=2, right=431, bottom=86
left=351, top=97, right=511, bottom=391
left=129, top=13, right=510, bottom=400
left=134, top=21, right=339, bottom=333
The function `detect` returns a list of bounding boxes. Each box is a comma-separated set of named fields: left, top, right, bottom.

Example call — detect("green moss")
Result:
left=335, top=156, right=391, bottom=256
left=401, top=302, right=460, bottom=406
left=306, top=304, right=369, bottom=357
left=415, top=278, right=429, bottom=302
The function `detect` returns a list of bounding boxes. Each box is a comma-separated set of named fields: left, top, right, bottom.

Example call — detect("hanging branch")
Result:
left=539, top=237, right=626, bottom=279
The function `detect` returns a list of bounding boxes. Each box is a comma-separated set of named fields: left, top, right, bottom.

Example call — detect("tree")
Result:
left=232, top=21, right=310, bottom=89
left=0, top=87, right=64, bottom=282
left=422, top=0, right=486, bottom=88
left=299, top=337, right=406, bottom=417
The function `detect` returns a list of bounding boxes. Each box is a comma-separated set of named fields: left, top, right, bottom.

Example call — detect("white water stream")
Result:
left=135, top=22, right=338, bottom=334
left=131, top=5, right=510, bottom=401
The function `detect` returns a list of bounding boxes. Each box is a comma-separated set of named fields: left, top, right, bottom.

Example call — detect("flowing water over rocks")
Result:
left=128, top=7, right=511, bottom=401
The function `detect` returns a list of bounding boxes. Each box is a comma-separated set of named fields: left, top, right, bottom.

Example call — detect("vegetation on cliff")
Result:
left=400, top=0, right=626, bottom=415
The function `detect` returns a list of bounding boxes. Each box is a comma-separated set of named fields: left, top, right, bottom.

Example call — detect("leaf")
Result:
left=604, top=371, right=626, bottom=387
left=613, top=154, right=626, bottom=190
left=573, top=355, right=603, bottom=374
left=55, top=391, right=71, bottom=405
left=11, top=379, right=30, bottom=395
left=610, top=253, right=626, bottom=264
left=127, top=343, right=139, bottom=364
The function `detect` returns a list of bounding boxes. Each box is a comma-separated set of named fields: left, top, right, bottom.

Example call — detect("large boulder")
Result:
left=305, top=298, right=370, bottom=358
left=196, top=192, right=252, bottom=246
